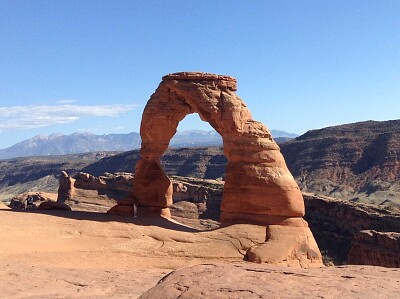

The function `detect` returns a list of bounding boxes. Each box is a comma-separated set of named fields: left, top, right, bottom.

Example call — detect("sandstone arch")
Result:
left=133, top=72, right=305, bottom=226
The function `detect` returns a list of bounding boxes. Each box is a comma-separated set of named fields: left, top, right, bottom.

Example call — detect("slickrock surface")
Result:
left=0, top=207, right=310, bottom=298
left=0, top=202, right=9, bottom=209
left=1, top=207, right=399, bottom=298
left=347, top=230, right=400, bottom=267
left=140, top=263, right=400, bottom=299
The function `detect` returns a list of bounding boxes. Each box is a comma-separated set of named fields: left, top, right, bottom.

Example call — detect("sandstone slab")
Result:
left=140, top=263, right=400, bottom=299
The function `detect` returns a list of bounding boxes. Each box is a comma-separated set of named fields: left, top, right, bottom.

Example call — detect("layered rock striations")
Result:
left=280, top=120, right=400, bottom=210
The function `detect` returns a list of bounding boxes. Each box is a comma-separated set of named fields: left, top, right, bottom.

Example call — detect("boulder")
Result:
left=57, top=171, right=75, bottom=202
left=37, top=201, right=71, bottom=211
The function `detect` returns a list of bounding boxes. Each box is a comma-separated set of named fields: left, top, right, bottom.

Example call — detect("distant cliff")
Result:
left=280, top=120, right=400, bottom=211
left=1, top=120, right=399, bottom=211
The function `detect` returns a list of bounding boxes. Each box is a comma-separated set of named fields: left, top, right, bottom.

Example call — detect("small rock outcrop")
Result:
left=347, top=230, right=400, bottom=268
left=9, top=192, right=57, bottom=210
left=37, top=201, right=71, bottom=211
left=71, top=172, right=134, bottom=214
left=57, top=171, right=75, bottom=202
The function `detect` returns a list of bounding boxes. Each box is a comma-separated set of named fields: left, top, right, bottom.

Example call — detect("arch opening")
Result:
left=163, top=113, right=226, bottom=228
left=170, top=113, right=222, bottom=148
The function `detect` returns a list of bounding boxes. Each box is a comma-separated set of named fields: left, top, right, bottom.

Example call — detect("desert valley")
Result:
left=2, top=2, right=400, bottom=297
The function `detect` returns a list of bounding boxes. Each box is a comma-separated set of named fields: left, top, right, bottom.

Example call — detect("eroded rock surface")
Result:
left=54, top=170, right=400, bottom=266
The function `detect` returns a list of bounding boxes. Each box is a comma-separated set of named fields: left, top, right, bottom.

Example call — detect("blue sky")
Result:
left=0, top=1, right=399, bottom=148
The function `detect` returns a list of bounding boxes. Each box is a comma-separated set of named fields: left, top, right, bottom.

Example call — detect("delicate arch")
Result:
left=132, top=72, right=305, bottom=226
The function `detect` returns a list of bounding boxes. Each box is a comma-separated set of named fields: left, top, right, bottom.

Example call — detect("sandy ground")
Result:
left=0, top=209, right=167, bottom=298
left=0, top=206, right=258, bottom=298
left=1, top=206, right=399, bottom=298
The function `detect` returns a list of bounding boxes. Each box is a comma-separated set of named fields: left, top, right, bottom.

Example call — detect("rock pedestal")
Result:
left=57, top=171, right=76, bottom=202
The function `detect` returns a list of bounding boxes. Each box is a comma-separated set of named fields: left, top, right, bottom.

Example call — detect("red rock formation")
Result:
left=132, top=72, right=305, bottom=223
left=73, top=172, right=135, bottom=214
left=57, top=171, right=75, bottom=202
left=127, top=72, right=322, bottom=266
left=347, top=230, right=400, bottom=268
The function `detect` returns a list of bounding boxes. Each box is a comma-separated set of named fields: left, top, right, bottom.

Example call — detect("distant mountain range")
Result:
left=0, top=129, right=297, bottom=159
left=0, top=120, right=399, bottom=212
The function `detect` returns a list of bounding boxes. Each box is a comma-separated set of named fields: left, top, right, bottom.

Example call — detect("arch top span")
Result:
left=131, top=71, right=307, bottom=226
left=162, top=72, right=237, bottom=91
